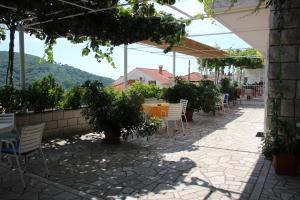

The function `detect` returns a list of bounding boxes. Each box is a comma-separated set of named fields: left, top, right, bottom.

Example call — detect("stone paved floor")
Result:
left=0, top=105, right=300, bottom=200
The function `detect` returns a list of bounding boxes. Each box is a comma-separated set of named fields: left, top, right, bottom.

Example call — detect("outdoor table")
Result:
left=0, top=123, right=14, bottom=154
left=142, top=103, right=169, bottom=118
left=0, top=123, right=14, bottom=135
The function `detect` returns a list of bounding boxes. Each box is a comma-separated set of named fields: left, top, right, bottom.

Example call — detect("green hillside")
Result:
left=0, top=51, right=114, bottom=89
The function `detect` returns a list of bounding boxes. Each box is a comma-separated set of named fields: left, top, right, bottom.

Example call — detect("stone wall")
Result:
left=268, top=1, right=300, bottom=134
left=16, top=109, right=92, bottom=137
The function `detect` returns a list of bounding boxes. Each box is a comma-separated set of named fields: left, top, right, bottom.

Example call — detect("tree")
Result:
left=0, top=0, right=188, bottom=86
left=198, top=48, right=264, bottom=83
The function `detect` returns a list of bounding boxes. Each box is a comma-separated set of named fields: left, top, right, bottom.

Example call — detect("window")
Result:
left=148, top=80, right=156, bottom=85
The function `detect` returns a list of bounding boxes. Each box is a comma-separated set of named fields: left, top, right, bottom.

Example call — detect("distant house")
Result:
left=113, top=66, right=173, bottom=90
left=243, top=68, right=264, bottom=84
left=180, top=72, right=202, bottom=82
left=180, top=72, right=215, bottom=83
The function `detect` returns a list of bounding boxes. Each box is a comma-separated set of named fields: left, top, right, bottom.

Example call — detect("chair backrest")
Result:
left=167, top=103, right=183, bottom=120
left=218, top=95, right=225, bottom=105
left=144, top=98, right=158, bottom=104
left=19, top=123, right=45, bottom=154
left=0, top=113, right=14, bottom=124
left=156, top=99, right=166, bottom=103
left=180, top=99, right=188, bottom=114
left=223, top=93, right=229, bottom=103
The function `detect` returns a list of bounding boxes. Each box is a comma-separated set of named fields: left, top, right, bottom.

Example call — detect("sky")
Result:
left=0, top=0, right=250, bottom=80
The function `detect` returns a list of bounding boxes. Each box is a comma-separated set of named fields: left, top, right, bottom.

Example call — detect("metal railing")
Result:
left=236, top=84, right=265, bottom=105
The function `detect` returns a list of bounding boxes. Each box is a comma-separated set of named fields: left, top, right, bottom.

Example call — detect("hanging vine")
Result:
left=0, top=0, right=188, bottom=86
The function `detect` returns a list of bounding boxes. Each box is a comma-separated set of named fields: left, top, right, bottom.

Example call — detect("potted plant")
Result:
left=197, top=80, right=220, bottom=115
left=163, top=80, right=198, bottom=121
left=262, top=100, right=299, bottom=176
left=82, top=81, right=160, bottom=144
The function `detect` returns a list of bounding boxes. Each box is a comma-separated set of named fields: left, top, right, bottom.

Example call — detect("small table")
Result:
left=0, top=123, right=14, bottom=154
left=142, top=103, right=169, bottom=118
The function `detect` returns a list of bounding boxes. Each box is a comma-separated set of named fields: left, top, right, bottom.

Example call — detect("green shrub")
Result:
left=61, top=85, right=83, bottom=109
left=219, top=78, right=237, bottom=101
left=163, top=80, right=198, bottom=111
left=27, top=74, right=64, bottom=112
left=82, top=80, right=158, bottom=144
left=127, top=82, right=162, bottom=102
left=0, top=85, right=20, bottom=113
left=197, top=80, right=220, bottom=114
left=125, top=117, right=162, bottom=141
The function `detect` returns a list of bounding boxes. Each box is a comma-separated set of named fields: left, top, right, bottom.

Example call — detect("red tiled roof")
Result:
left=113, top=80, right=136, bottom=91
left=181, top=72, right=216, bottom=82
left=181, top=72, right=203, bottom=82
left=136, top=67, right=173, bottom=85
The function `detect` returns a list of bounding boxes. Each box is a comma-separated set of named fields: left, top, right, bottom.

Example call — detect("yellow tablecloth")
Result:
left=142, top=103, right=169, bottom=118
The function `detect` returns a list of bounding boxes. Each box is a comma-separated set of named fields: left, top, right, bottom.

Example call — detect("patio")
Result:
left=1, top=105, right=299, bottom=200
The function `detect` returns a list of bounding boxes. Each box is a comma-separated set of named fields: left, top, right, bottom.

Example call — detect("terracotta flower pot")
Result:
left=183, top=110, right=193, bottom=122
left=103, top=133, right=121, bottom=144
left=272, top=153, right=298, bottom=176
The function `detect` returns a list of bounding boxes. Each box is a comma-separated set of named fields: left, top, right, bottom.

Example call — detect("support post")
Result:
left=263, top=56, right=268, bottom=134
left=188, top=60, right=191, bottom=81
left=124, top=44, right=128, bottom=90
left=18, top=25, right=25, bottom=90
left=172, top=51, right=176, bottom=86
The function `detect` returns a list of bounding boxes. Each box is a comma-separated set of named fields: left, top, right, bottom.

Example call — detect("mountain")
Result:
left=0, top=51, right=114, bottom=89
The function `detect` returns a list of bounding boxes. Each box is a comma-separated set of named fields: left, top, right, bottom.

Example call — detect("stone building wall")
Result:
left=268, top=1, right=300, bottom=134
left=16, top=109, right=92, bottom=138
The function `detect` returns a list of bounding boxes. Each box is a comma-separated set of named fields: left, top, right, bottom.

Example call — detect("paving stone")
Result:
left=1, top=106, right=300, bottom=200
left=52, top=192, right=79, bottom=200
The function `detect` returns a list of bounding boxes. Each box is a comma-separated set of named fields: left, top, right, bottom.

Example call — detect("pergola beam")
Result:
left=25, top=1, right=146, bottom=27
left=124, top=44, right=128, bottom=90
left=166, top=5, right=193, bottom=19
left=56, top=0, right=94, bottom=11
left=18, top=25, right=26, bottom=90
left=173, top=51, right=176, bottom=86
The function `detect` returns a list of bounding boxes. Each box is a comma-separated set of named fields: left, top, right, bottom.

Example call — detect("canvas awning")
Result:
left=141, top=37, right=228, bottom=58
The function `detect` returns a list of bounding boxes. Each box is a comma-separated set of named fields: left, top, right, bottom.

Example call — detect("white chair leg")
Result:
left=180, top=119, right=185, bottom=136
left=10, top=142, right=25, bottom=188
left=24, top=155, right=29, bottom=173
left=184, top=114, right=189, bottom=128
left=39, top=148, right=49, bottom=177
left=173, top=121, right=176, bottom=139
left=166, top=121, right=170, bottom=138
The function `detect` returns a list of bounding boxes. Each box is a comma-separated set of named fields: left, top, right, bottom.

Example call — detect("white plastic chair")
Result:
left=223, top=93, right=230, bottom=111
left=144, top=98, right=158, bottom=104
left=0, top=113, right=15, bottom=125
left=1, top=123, right=49, bottom=188
left=215, top=94, right=225, bottom=113
left=162, top=103, right=185, bottom=138
left=0, top=113, right=15, bottom=132
left=180, top=99, right=189, bottom=128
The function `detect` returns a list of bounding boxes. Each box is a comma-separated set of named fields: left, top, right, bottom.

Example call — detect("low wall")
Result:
left=16, top=109, right=92, bottom=137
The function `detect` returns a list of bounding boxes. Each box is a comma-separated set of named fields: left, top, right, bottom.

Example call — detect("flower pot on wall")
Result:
left=272, top=154, right=298, bottom=176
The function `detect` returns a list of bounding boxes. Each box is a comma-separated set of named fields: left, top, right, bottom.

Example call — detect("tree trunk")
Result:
left=214, top=67, right=217, bottom=84
left=6, top=28, right=15, bottom=86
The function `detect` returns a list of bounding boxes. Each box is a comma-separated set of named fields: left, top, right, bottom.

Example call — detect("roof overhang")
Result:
left=211, top=0, right=270, bottom=56
left=141, top=37, right=228, bottom=58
